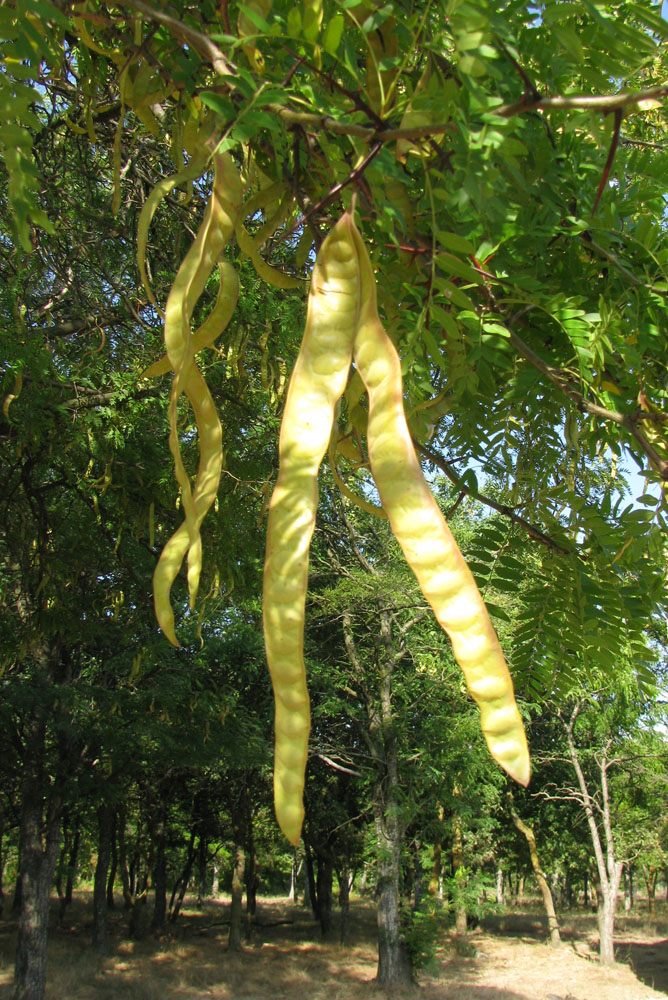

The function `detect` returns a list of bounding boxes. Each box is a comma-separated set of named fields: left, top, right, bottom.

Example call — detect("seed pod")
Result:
left=349, top=222, right=530, bottom=786
left=263, top=210, right=361, bottom=845
left=152, top=152, right=241, bottom=645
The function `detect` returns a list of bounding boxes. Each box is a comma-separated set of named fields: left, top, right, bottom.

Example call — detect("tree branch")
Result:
left=416, top=442, right=572, bottom=554
left=506, top=321, right=668, bottom=481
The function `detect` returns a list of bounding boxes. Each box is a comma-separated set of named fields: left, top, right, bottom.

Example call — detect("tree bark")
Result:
left=14, top=708, right=63, bottom=1000
left=342, top=604, right=413, bottom=989
left=316, top=851, right=334, bottom=938
left=643, top=866, right=658, bottom=919
left=106, top=810, right=118, bottom=909
left=92, top=803, right=114, bottom=953
left=150, top=812, right=167, bottom=933
left=563, top=703, right=622, bottom=965
left=338, top=862, right=351, bottom=947
left=196, top=834, right=207, bottom=908
left=452, top=810, right=468, bottom=938
left=510, top=807, right=561, bottom=947
left=228, top=794, right=246, bottom=950
left=169, top=829, right=196, bottom=923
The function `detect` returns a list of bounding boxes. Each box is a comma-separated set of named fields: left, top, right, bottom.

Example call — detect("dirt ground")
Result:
left=0, top=895, right=665, bottom=1000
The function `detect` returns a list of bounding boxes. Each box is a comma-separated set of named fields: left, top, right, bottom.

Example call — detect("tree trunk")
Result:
left=228, top=793, right=246, bottom=951
left=563, top=704, right=622, bottom=966
left=452, top=811, right=468, bottom=938
left=304, top=837, right=318, bottom=918
left=316, top=852, right=334, bottom=938
left=359, top=863, right=369, bottom=898
left=643, top=867, right=657, bottom=919
left=373, top=743, right=413, bottom=989
left=196, top=835, right=207, bottom=908
left=14, top=709, right=63, bottom=1000
left=598, top=864, right=623, bottom=967
left=510, top=807, right=561, bottom=947
left=106, top=810, right=118, bottom=910
left=92, top=803, right=114, bottom=953
left=338, top=862, right=351, bottom=947
left=496, top=867, right=504, bottom=906
left=169, top=829, right=196, bottom=923
left=245, top=800, right=257, bottom=931
left=412, top=841, right=424, bottom=911
left=288, top=849, right=299, bottom=902
left=150, top=814, right=167, bottom=933
left=0, top=817, right=5, bottom=918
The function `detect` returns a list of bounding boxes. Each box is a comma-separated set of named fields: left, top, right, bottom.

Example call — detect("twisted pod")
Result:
left=144, top=151, right=242, bottom=645
left=264, top=208, right=530, bottom=844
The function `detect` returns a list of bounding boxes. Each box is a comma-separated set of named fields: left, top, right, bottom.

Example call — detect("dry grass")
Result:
left=0, top=893, right=666, bottom=999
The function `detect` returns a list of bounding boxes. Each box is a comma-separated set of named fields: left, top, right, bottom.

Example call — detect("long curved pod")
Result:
left=263, top=210, right=361, bottom=845
left=349, top=223, right=530, bottom=787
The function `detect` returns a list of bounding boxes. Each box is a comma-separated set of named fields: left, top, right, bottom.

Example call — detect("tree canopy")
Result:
left=1, top=1, right=668, bottom=994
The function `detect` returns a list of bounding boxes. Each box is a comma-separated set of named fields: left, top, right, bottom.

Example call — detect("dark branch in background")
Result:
left=581, top=232, right=666, bottom=296
left=415, top=442, right=572, bottom=554
left=61, top=386, right=159, bottom=410
left=286, top=142, right=384, bottom=240
left=592, top=108, right=622, bottom=215
left=506, top=318, right=668, bottom=482
left=621, top=136, right=668, bottom=151
left=119, top=0, right=236, bottom=76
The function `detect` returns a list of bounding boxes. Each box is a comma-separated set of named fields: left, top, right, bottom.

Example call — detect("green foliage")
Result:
left=401, top=896, right=449, bottom=973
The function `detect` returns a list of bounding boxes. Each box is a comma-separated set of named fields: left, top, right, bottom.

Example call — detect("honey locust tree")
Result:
left=2, top=0, right=668, bottom=994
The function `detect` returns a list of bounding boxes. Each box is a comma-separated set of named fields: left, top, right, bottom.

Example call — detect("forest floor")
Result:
left=0, top=893, right=665, bottom=1000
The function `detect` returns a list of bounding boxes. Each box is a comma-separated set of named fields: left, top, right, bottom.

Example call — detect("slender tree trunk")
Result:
left=372, top=655, right=412, bottom=989
left=169, top=829, right=196, bottom=923
left=338, top=862, right=351, bottom=947
left=510, top=807, right=561, bottom=947
left=342, top=604, right=413, bottom=989
left=245, top=800, right=257, bottom=931
left=228, top=793, right=246, bottom=950
left=563, top=703, right=622, bottom=966
left=452, top=811, right=468, bottom=938
left=288, top=849, right=299, bottom=902
left=14, top=709, right=63, bottom=1000
left=316, top=852, right=334, bottom=938
left=196, top=835, right=207, bottom=908
left=359, top=863, right=369, bottom=898
left=304, top=837, right=318, bottom=918
left=150, top=813, right=167, bottom=933
left=64, top=823, right=79, bottom=908
left=92, top=803, right=114, bottom=953
left=412, top=840, right=424, bottom=911
left=643, top=867, right=658, bottom=919
left=0, top=817, right=5, bottom=919
left=106, top=810, right=118, bottom=910
left=496, top=868, right=504, bottom=906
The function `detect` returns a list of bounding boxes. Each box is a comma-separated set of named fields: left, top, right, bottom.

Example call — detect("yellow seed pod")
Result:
left=263, top=210, right=361, bottom=845
left=349, top=222, right=530, bottom=787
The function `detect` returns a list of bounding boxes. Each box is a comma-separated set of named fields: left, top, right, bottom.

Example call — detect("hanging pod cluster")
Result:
left=264, top=208, right=531, bottom=846
left=141, top=151, right=242, bottom=646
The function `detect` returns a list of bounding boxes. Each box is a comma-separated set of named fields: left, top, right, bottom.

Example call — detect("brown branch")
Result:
left=592, top=108, right=622, bottom=215
left=285, top=142, right=383, bottom=239
left=507, top=322, right=668, bottom=481
left=119, top=0, right=236, bottom=76
left=61, top=387, right=158, bottom=410
left=496, top=84, right=668, bottom=119
left=415, top=442, right=572, bottom=554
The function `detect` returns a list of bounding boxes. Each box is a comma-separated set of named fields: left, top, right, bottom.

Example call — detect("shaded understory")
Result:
left=0, top=895, right=665, bottom=1000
